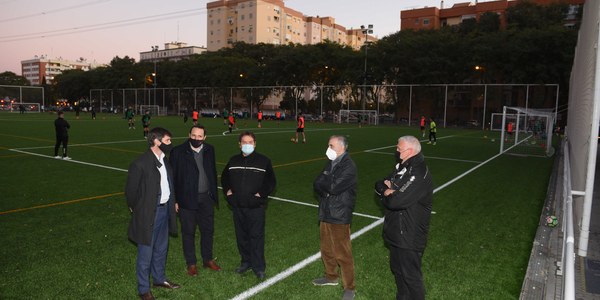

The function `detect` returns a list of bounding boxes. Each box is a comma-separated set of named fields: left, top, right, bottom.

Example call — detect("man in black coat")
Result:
left=170, top=125, right=221, bottom=276
left=54, top=111, right=71, bottom=160
left=375, top=135, right=433, bottom=300
left=125, top=127, right=180, bottom=300
left=221, top=131, right=276, bottom=280
left=312, top=135, right=357, bottom=300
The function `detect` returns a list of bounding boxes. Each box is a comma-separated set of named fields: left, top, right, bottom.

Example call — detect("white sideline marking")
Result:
left=221, top=126, right=359, bottom=136
left=366, top=151, right=482, bottom=164
left=9, top=149, right=128, bottom=172
left=268, top=195, right=381, bottom=220
left=230, top=218, right=384, bottom=300
left=363, top=135, right=455, bottom=152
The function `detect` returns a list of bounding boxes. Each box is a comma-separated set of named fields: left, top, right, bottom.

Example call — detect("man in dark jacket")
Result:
left=375, top=135, right=432, bottom=300
left=170, top=125, right=221, bottom=276
left=221, top=131, right=276, bottom=280
left=54, top=111, right=71, bottom=160
left=125, top=127, right=180, bottom=300
left=312, top=135, right=357, bottom=300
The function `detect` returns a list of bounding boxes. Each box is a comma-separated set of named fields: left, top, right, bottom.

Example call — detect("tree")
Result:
left=0, top=72, right=29, bottom=86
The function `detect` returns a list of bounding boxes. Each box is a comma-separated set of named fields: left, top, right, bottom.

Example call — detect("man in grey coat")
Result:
left=125, top=127, right=180, bottom=300
left=312, top=135, right=357, bottom=300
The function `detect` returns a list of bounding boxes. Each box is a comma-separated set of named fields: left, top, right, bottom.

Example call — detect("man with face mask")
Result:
left=170, top=125, right=221, bottom=276
left=125, top=127, right=180, bottom=300
left=375, top=135, right=432, bottom=300
left=221, top=131, right=276, bottom=280
left=312, top=135, right=357, bottom=300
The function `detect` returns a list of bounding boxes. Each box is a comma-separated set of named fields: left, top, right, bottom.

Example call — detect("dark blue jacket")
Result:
left=170, top=141, right=219, bottom=209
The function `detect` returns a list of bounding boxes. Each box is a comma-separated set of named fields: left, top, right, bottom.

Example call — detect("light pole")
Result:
left=151, top=45, right=159, bottom=107
left=361, top=25, right=373, bottom=110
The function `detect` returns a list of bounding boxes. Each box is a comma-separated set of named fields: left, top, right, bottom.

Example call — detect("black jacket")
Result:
left=221, top=151, right=276, bottom=208
left=313, top=152, right=357, bottom=224
left=54, top=117, right=70, bottom=137
left=125, top=150, right=177, bottom=245
left=378, top=152, right=432, bottom=251
left=170, top=141, right=218, bottom=209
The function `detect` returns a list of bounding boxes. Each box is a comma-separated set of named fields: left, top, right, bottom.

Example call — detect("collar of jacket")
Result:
left=401, top=152, right=424, bottom=167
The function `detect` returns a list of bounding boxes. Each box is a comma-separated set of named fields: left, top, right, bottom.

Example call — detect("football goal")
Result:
left=139, top=105, right=166, bottom=116
left=499, top=106, right=555, bottom=157
left=10, top=103, right=41, bottom=113
left=338, top=109, right=378, bottom=125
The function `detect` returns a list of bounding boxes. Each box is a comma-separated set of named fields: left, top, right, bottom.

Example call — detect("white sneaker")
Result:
left=54, top=156, right=61, bottom=159
left=63, top=156, right=72, bottom=160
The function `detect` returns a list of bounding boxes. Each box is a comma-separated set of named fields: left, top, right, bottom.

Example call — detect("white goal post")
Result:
left=10, top=102, right=41, bottom=113
left=338, top=109, right=378, bottom=125
left=499, top=106, right=555, bottom=157
left=139, top=105, right=166, bottom=116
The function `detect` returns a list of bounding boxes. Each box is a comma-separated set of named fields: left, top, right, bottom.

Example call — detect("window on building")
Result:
left=415, top=18, right=419, bottom=24
left=423, top=19, right=430, bottom=26
left=249, top=13, right=253, bottom=19
left=274, top=16, right=279, bottom=22
left=241, top=26, right=245, bottom=31
left=241, top=14, right=245, bottom=20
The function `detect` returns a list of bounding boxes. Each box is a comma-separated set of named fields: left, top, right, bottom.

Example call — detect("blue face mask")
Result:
left=241, top=144, right=255, bottom=155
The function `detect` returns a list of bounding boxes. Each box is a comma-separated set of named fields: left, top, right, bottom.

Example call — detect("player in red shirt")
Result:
left=257, top=110, right=263, bottom=128
left=295, top=112, right=306, bottom=143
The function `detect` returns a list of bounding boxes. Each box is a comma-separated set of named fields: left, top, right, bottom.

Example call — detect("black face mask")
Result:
left=394, top=151, right=403, bottom=164
left=158, top=143, right=172, bottom=154
left=189, top=138, right=203, bottom=148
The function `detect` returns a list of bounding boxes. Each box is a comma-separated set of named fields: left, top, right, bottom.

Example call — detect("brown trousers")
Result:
left=319, top=222, right=355, bottom=290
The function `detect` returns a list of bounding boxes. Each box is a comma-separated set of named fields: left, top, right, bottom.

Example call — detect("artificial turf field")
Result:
left=0, top=111, right=554, bottom=299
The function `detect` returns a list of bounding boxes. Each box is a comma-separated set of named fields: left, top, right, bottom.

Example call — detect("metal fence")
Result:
left=89, top=84, right=559, bottom=127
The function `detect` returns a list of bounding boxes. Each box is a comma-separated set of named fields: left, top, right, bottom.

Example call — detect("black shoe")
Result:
left=235, top=264, right=251, bottom=274
left=255, top=271, right=266, bottom=280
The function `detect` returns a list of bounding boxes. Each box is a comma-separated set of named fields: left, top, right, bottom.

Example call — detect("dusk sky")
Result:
left=1, top=0, right=472, bottom=74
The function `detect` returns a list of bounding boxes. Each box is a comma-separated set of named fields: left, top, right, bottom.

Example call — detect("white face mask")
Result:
left=326, top=147, right=337, bottom=160
left=241, top=144, right=255, bottom=155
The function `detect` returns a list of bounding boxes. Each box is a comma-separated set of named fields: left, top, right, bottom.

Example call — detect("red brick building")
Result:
left=400, top=0, right=584, bottom=31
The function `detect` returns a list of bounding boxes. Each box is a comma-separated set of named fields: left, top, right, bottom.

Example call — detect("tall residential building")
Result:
left=206, top=0, right=374, bottom=51
left=21, top=56, right=100, bottom=85
left=139, top=42, right=207, bottom=63
left=401, top=0, right=584, bottom=31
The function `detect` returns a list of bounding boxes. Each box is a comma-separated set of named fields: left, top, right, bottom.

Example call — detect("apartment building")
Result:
left=139, top=42, right=207, bottom=63
left=401, top=0, right=585, bottom=31
left=206, top=0, right=374, bottom=51
left=21, top=56, right=99, bottom=85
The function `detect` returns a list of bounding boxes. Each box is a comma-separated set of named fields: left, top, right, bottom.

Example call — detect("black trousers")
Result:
left=54, top=135, right=68, bottom=157
left=179, top=194, right=215, bottom=266
left=429, top=131, right=436, bottom=142
left=232, top=206, right=266, bottom=272
left=389, top=246, right=425, bottom=300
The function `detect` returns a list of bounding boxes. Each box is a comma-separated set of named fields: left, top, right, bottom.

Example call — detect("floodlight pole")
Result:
left=361, top=25, right=373, bottom=111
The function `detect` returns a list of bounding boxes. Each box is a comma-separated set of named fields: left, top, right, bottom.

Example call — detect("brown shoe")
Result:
left=203, top=260, right=221, bottom=271
left=187, top=264, right=198, bottom=276
left=153, top=280, right=181, bottom=289
left=139, top=292, right=155, bottom=300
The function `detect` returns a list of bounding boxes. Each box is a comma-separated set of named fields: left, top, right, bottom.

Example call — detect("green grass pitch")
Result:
left=0, top=111, right=553, bottom=299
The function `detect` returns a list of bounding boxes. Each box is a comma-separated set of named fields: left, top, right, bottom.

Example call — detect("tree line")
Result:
left=0, top=1, right=581, bottom=113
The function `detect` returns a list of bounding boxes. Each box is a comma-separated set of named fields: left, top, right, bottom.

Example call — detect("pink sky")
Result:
left=1, top=0, right=467, bottom=75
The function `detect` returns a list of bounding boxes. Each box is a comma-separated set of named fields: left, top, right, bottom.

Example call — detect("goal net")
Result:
left=338, top=110, right=378, bottom=125
left=139, top=105, right=166, bottom=116
left=10, top=103, right=41, bottom=113
left=499, top=106, right=555, bottom=157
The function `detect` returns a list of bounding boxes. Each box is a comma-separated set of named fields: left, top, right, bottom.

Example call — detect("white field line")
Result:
left=366, top=151, right=482, bottom=164
left=363, top=135, right=455, bottom=153
left=8, top=149, right=128, bottom=172
left=230, top=138, right=508, bottom=300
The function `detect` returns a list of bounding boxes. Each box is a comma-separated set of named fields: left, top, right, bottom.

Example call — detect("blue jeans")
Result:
left=136, top=205, right=169, bottom=294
